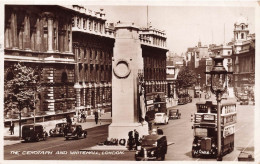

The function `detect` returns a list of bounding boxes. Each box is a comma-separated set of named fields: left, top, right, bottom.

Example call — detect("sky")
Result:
left=88, top=4, right=255, bottom=55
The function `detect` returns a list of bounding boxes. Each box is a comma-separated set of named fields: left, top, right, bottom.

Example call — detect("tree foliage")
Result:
left=4, top=63, right=42, bottom=115
left=176, top=66, right=197, bottom=89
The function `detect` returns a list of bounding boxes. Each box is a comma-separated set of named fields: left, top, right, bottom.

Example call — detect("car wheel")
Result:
left=65, top=137, right=68, bottom=140
left=35, top=134, right=40, bottom=142
left=84, top=133, right=87, bottom=138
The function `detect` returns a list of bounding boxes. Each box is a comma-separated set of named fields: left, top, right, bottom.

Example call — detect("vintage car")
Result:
left=169, top=109, right=181, bottom=119
left=187, top=95, right=193, bottom=103
left=64, top=124, right=87, bottom=140
left=49, top=122, right=67, bottom=137
left=178, top=97, right=187, bottom=105
left=135, top=134, right=167, bottom=161
left=154, top=113, right=169, bottom=125
left=22, top=124, right=48, bottom=142
left=240, top=94, right=249, bottom=105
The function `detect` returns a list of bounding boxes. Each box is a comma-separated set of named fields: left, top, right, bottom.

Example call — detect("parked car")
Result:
left=49, top=122, right=67, bottom=137
left=22, top=124, right=48, bottom=142
left=169, top=109, right=181, bottom=119
left=154, top=113, right=169, bottom=125
left=64, top=124, right=87, bottom=140
left=135, top=134, right=167, bottom=161
left=240, top=94, right=249, bottom=105
left=187, top=95, right=192, bottom=103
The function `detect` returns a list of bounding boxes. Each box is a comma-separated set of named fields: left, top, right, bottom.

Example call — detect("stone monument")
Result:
left=108, top=22, right=149, bottom=140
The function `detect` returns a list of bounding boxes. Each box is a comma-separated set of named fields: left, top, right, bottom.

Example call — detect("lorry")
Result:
left=191, top=101, right=237, bottom=159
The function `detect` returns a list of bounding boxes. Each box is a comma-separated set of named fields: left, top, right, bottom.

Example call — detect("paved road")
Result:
left=162, top=98, right=254, bottom=161
left=4, top=98, right=254, bottom=161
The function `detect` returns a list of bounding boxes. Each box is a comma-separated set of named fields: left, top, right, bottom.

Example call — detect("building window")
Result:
left=241, top=33, right=244, bottom=39
left=89, top=21, right=92, bottom=31
left=94, top=22, right=97, bottom=31
left=241, top=25, right=244, bottom=30
left=100, top=23, right=102, bottom=33
left=83, top=19, right=86, bottom=29
left=77, top=17, right=80, bottom=28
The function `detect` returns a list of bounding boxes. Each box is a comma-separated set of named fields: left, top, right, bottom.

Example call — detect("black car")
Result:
left=64, top=124, right=87, bottom=140
left=135, top=134, right=167, bottom=161
left=22, top=124, right=48, bottom=142
left=240, top=94, right=249, bottom=105
left=49, top=122, right=67, bottom=137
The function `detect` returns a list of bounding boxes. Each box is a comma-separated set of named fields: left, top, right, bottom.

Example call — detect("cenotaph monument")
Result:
left=108, top=22, right=149, bottom=140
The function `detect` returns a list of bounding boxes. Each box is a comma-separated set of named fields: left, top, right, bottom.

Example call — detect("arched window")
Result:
left=241, top=25, right=244, bottom=30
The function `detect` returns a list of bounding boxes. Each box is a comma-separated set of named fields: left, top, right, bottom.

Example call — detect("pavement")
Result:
left=4, top=112, right=112, bottom=146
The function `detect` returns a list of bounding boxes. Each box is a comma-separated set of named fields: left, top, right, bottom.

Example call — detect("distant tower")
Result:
left=198, top=41, right=201, bottom=47
left=233, top=15, right=249, bottom=42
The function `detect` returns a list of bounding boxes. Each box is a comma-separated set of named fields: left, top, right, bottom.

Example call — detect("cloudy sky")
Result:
left=88, top=3, right=255, bottom=55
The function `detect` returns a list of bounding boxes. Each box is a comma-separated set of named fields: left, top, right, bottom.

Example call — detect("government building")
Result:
left=4, top=5, right=168, bottom=121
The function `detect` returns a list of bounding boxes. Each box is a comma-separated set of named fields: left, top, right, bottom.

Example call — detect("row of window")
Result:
left=72, top=16, right=104, bottom=34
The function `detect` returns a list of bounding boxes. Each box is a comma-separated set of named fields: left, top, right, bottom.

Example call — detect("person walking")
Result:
left=128, top=130, right=134, bottom=150
left=9, top=121, right=14, bottom=135
left=94, top=111, right=99, bottom=125
left=157, top=127, right=163, bottom=135
left=134, top=129, right=139, bottom=149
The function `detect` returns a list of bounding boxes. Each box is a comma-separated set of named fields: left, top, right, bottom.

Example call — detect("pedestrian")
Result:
left=9, top=121, right=14, bottom=135
left=128, top=130, right=134, bottom=150
left=83, top=113, right=86, bottom=123
left=66, top=115, right=72, bottom=126
left=134, top=129, right=139, bottom=149
left=157, top=127, right=163, bottom=135
left=94, top=111, right=99, bottom=125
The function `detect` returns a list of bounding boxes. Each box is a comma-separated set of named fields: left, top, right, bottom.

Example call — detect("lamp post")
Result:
left=206, top=53, right=232, bottom=161
left=198, top=74, right=201, bottom=101
left=32, top=80, right=36, bottom=129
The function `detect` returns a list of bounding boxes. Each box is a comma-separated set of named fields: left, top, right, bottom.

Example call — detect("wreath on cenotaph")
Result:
left=113, top=59, right=131, bottom=79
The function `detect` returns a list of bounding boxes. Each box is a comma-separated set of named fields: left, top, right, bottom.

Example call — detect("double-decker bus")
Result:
left=191, top=100, right=236, bottom=158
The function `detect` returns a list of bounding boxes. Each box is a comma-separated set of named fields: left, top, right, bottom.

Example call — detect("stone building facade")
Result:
left=139, top=28, right=168, bottom=95
left=4, top=5, right=76, bottom=117
left=231, top=16, right=255, bottom=94
left=4, top=5, right=168, bottom=119
left=70, top=5, right=115, bottom=115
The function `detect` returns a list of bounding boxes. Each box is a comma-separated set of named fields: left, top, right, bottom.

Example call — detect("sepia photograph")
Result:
left=1, top=1, right=259, bottom=163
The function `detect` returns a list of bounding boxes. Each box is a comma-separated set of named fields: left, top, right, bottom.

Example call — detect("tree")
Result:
left=4, top=63, right=42, bottom=117
left=176, top=66, right=197, bottom=89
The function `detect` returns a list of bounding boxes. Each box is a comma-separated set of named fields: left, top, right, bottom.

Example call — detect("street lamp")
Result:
left=206, top=54, right=232, bottom=161
left=32, top=80, right=36, bottom=129
left=198, top=74, right=201, bottom=101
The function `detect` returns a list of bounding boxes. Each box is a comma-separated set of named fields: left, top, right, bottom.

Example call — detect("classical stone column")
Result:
left=46, top=13, right=54, bottom=53
left=82, top=81, right=87, bottom=108
left=45, top=68, right=55, bottom=114
left=74, top=83, right=82, bottom=118
left=24, top=14, right=31, bottom=51
left=11, top=11, right=18, bottom=49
